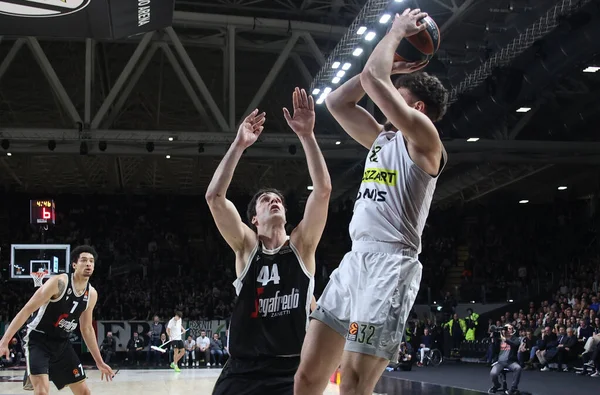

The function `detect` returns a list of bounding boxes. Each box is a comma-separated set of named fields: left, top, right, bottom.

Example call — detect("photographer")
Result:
left=489, top=324, right=522, bottom=395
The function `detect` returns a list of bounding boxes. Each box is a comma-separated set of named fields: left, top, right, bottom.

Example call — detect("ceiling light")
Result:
left=316, top=96, right=325, bottom=104
left=516, top=107, right=531, bottom=113
left=335, top=141, right=341, bottom=145
left=307, top=186, right=314, bottom=191
left=168, top=137, right=174, bottom=141
left=312, top=88, right=320, bottom=95
left=336, top=70, right=345, bottom=78
left=6, top=152, right=11, bottom=156
left=323, top=87, right=332, bottom=94
left=166, top=155, right=171, bottom=159
left=519, top=199, right=529, bottom=204
left=583, top=66, right=599, bottom=73
left=467, top=137, right=480, bottom=142
left=557, top=186, right=567, bottom=190
left=365, top=31, right=376, bottom=41
left=352, top=48, right=364, bottom=56
left=357, top=26, right=367, bottom=35
left=332, top=61, right=340, bottom=69
left=379, top=14, right=391, bottom=24
left=332, top=77, right=341, bottom=84
left=342, top=62, right=351, bottom=71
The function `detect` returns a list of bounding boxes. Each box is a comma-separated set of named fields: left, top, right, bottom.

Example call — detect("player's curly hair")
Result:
left=246, top=188, right=286, bottom=232
left=70, top=245, right=98, bottom=264
left=393, top=71, right=449, bottom=122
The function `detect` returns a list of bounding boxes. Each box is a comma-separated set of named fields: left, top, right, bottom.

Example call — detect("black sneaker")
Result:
left=488, top=386, right=500, bottom=393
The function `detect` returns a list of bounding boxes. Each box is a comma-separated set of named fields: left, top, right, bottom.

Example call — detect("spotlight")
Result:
left=332, top=77, right=341, bottom=84
left=342, top=63, right=351, bottom=71
left=289, top=144, right=297, bottom=155
left=331, top=62, right=340, bottom=69
left=198, top=143, right=205, bottom=153
left=48, top=140, right=56, bottom=151
left=336, top=70, right=345, bottom=78
left=352, top=48, right=363, bottom=56
left=357, top=26, right=367, bottom=35
left=0, top=139, right=9, bottom=150
left=365, top=31, right=376, bottom=41
left=379, top=14, right=391, bottom=24
left=99, top=141, right=107, bottom=152
left=323, top=87, right=332, bottom=94
left=467, top=138, right=479, bottom=142
left=557, top=186, right=567, bottom=190
left=166, top=155, right=171, bottom=159
left=146, top=142, right=155, bottom=152
left=516, top=107, right=531, bottom=113
left=312, top=88, right=320, bottom=95
left=519, top=199, right=529, bottom=204
left=79, top=142, right=88, bottom=156
left=307, top=186, right=314, bottom=190
left=6, top=152, right=12, bottom=156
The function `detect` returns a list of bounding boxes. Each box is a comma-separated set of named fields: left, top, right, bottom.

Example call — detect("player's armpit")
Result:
left=325, top=97, right=382, bottom=150
left=27, top=274, right=64, bottom=312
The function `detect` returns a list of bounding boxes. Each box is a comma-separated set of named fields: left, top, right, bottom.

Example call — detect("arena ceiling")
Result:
left=0, top=0, right=599, bottom=208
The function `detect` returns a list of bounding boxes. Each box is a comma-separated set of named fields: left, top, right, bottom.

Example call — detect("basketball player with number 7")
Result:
left=294, top=8, right=449, bottom=395
left=206, top=87, right=329, bottom=395
left=0, top=245, right=114, bottom=394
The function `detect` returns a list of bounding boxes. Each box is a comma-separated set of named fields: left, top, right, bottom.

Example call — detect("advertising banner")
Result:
left=95, top=320, right=229, bottom=352
left=0, top=0, right=175, bottom=39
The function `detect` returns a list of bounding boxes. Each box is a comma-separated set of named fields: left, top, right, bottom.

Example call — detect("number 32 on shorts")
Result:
left=347, top=322, right=375, bottom=345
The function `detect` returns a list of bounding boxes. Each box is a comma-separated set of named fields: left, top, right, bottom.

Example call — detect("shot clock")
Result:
left=30, top=199, right=56, bottom=225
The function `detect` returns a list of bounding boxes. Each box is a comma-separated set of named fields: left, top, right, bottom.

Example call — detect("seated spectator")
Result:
left=184, top=335, right=196, bottom=367
left=195, top=331, right=211, bottom=367
left=100, top=332, right=117, bottom=364
left=126, top=332, right=145, bottom=366
left=518, top=330, right=534, bottom=366
left=209, top=333, right=226, bottom=367
left=417, top=328, right=433, bottom=367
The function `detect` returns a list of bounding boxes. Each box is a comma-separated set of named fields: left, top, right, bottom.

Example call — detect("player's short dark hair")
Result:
left=175, top=310, right=183, bottom=318
left=246, top=188, right=286, bottom=232
left=71, top=245, right=98, bottom=264
left=391, top=72, right=449, bottom=123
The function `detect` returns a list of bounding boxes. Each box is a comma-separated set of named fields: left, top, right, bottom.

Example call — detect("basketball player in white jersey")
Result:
left=166, top=311, right=186, bottom=372
left=294, top=9, right=448, bottom=395
left=0, top=245, right=114, bottom=394
left=206, top=87, right=330, bottom=395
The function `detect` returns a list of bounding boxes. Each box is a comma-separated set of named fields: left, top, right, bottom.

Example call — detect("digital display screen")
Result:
left=30, top=199, right=56, bottom=225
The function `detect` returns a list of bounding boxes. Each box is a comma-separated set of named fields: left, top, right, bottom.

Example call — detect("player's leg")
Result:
left=338, top=251, right=422, bottom=395
left=68, top=380, right=91, bottom=395
left=295, top=254, right=356, bottom=395
left=339, top=351, right=389, bottom=395
left=23, top=334, right=51, bottom=395
left=28, top=375, right=51, bottom=395
left=294, top=319, right=346, bottom=395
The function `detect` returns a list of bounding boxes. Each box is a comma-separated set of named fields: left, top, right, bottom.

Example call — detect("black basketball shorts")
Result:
left=24, top=331, right=86, bottom=390
left=172, top=340, right=185, bottom=349
left=212, top=356, right=299, bottom=395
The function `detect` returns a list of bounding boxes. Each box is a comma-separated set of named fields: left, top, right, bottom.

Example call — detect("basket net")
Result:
left=31, top=270, right=48, bottom=287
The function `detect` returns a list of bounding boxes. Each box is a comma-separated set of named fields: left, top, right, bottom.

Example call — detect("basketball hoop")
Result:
left=31, top=270, right=48, bottom=288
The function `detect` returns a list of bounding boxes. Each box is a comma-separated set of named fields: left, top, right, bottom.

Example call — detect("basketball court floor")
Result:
left=0, top=367, right=490, bottom=395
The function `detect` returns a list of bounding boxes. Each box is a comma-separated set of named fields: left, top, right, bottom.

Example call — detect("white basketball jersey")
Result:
left=349, top=130, right=447, bottom=253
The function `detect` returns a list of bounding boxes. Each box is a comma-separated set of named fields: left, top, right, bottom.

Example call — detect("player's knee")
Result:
left=338, top=368, right=361, bottom=394
left=33, top=389, right=50, bottom=395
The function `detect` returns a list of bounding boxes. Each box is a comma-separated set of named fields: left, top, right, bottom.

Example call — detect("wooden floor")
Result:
left=0, top=368, right=342, bottom=394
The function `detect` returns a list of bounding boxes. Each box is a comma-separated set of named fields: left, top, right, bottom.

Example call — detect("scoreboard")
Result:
left=30, top=199, right=56, bottom=225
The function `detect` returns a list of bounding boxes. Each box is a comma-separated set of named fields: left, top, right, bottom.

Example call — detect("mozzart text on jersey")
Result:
left=54, top=314, right=78, bottom=332
left=138, top=0, right=151, bottom=27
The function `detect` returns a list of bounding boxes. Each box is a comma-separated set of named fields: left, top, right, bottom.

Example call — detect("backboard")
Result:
left=10, top=244, right=70, bottom=280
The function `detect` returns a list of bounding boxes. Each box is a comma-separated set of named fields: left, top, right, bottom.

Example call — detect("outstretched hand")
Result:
left=283, top=87, right=315, bottom=137
left=235, top=109, right=266, bottom=149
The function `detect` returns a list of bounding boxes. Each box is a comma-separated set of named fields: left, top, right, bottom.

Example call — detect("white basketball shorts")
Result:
left=311, top=240, right=422, bottom=362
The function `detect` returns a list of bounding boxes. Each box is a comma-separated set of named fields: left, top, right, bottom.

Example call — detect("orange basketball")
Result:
left=395, top=16, right=441, bottom=63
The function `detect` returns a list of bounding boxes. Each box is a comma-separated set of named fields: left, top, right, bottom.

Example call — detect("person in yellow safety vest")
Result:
left=444, top=313, right=466, bottom=351
left=465, top=308, right=479, bottom=341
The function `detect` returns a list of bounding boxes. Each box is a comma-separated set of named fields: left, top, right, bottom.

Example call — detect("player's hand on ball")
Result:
left=391, top=54, right=429, bottom=75
left=391, top=8, right=429, bottom=37
left=283, top=87, right=315, bottom=137
left=235, top=109, right=266, bottom=148
left=98, top=362, right=115, bottom=382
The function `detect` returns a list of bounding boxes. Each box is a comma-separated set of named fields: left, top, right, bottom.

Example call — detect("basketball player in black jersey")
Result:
left=206, top=87, right=330, bottom=395
left=0, top=245, right=114, bottom=394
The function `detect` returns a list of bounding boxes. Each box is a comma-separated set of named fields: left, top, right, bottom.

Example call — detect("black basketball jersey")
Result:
left=228, top=238, right=314, bottom=359
left=27, top=274, right=91, bottom=340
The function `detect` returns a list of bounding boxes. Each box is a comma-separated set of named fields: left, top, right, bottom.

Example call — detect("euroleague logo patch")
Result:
left=0, top=0, right=92, bottom=18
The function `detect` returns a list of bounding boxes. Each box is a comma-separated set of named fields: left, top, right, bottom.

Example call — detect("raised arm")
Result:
left=205, top=110, right=265, bottom=255
left=0, top=274, right=65, bottom=357
left=79, top=286, right=114, bottom=381
left=325, top=75, right=382, bottom=149
left=360, top=10, right=441, bottom=157
left=284, top=88, right=332, bottom=272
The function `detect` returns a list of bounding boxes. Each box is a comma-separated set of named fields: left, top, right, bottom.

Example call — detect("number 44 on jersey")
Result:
left=256, top=264, right=280, bottom=286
